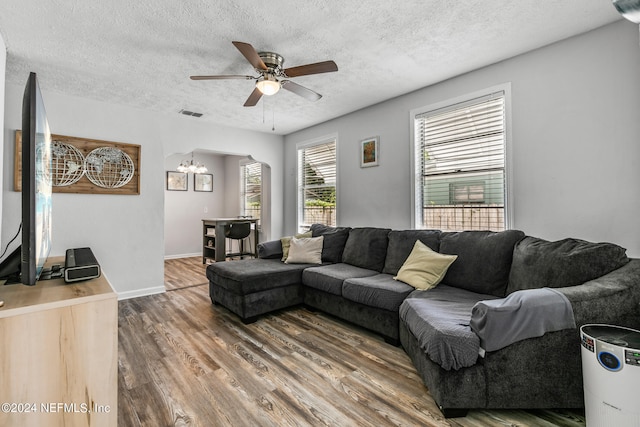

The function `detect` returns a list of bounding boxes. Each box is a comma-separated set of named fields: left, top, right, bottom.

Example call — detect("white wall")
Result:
left=2, top=85, right=285, bottom=298
left=284, top=21, right=640, bottom=257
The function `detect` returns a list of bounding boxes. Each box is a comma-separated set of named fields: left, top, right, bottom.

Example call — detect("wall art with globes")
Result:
left=14, top=131, right=141, bottom=195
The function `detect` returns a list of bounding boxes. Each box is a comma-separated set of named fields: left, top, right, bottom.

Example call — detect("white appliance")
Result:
left=580, top=324, right=640, bottom=427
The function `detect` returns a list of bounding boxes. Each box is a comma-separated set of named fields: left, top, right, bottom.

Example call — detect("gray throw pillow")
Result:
left=506, top=236, right=629, bottom=294
left=311, top=226, right=351, bottom=263
left=439, top=230, right=525, bottom=297
left=342, top=227, right=391, bottom=272
left=383, top=229, right=441, bottom=276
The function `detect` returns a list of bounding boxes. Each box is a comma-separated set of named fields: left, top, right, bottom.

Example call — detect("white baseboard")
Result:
left=164, top=253, right=200, bottom=260
left=117, top=286, right=166, bottom=300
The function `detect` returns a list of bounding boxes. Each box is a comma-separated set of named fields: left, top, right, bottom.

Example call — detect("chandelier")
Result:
left=177, top=152, right=207, bottom=174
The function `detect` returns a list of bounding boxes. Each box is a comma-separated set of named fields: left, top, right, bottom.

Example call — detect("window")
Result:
left=240, top=161, right=261, bottom=219
left=413, top=89, right=508, bottom=231
left=450, top=182, right=485, bottom=204
left=297, top=139, right=337, bottom=231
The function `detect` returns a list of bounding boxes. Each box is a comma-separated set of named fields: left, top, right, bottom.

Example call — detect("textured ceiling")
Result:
left=0, top=0, right=622, bottom=135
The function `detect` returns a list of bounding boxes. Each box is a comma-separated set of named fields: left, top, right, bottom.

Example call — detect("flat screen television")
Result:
left=0, top=72, right=52, bottom=285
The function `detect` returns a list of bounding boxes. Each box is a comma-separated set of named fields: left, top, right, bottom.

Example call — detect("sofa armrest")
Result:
left=556, top=258, right=640, bottom=328
left=257, top=240, right=283, bottom=259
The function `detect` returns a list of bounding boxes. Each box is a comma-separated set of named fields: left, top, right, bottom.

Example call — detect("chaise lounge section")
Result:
left=206, top=224, right=640, bottom=417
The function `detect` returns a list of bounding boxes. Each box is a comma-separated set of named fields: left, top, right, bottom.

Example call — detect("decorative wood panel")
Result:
left=14, top=131, right=141, bottom=195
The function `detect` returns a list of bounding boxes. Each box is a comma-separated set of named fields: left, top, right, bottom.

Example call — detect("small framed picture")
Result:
left=360, top=136, right=379, bottom=167
left=166, top=171, right=187, bottom=191
left=194, top=173, right=213, bottom=192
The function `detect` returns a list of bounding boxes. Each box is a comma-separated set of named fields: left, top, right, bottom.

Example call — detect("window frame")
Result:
left=296, top=134, right=338, bottom=232
left=410, top=83, right=513, bottom=231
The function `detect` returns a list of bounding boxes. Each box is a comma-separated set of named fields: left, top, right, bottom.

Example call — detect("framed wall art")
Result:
left=15, top=131, right=141, bottom=195
left=194, top=173, right=213, bottom=192
left=360, top=136, right=379, bottom=167
left=166, top=171, right=187, bottom=191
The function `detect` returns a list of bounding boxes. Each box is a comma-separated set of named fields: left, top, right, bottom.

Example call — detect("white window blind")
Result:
left=415, top=91, right=506, bottom=231
left=297, top=140, right=336, bottom=231
left=241, top=161, right=261, bottom=219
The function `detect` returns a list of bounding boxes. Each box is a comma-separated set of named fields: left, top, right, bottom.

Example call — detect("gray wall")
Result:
left=164, top=151, right=227, bottom=258
left=164, top=152, right=260, bottom=258
left=2, top=86, right=284, bottom=298
left=284, top=21, right=640, bottom=257
left=0, top=34, right=5, bottom=237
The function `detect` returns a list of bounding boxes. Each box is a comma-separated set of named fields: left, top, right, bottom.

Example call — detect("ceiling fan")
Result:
left=190, top=41, right=338, bottom=107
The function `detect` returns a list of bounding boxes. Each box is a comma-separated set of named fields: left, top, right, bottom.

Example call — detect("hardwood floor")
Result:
left=117, top=258, right=586, bottom=426
left=164, top=256, right=208, bottom=290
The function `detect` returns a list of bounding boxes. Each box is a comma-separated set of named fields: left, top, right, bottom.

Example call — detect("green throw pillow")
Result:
left=394, top=240, right=457, bottom=290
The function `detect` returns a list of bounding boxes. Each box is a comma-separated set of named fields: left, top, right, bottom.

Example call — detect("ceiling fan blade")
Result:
left=281, top=80, right=322, bottom=102
left=190, top=75, right=255, bottom=80
left=244, top=87, right=263, bottom=107
left=232, top=41, right=268, bottom=71
left=284, top=60, right=338, bottom=77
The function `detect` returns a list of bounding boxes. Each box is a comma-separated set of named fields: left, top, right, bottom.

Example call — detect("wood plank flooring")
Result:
left=117, top=258, right=586, bottom=426
left=164, top=257, right=208, bottom=290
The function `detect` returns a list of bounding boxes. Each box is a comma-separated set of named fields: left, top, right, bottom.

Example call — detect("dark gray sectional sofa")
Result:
left=206, top=224, right=640, bottom=417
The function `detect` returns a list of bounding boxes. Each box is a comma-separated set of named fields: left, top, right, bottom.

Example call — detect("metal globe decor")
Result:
left=84, top=147, right=135, bottom=188
left=50, top=141, right=85, bottom=186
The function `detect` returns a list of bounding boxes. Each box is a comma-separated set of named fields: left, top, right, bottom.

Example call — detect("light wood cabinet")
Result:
left=0, top=258, right=117, bottom=427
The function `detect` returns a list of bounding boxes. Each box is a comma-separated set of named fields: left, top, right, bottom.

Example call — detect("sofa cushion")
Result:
left=207, top=258, right=311, bottom=295
left=342, top=273, right=414, bottom=311
left=400, top=285, right=498, bottom=370
left=382, top=229, right=441, bottom=275
left=302, top=263, right=378, bottom=296
left=342, top=227, right=391, bottom=272
left=394, top=240, right=458, bottom=290
left=439, top=230, right=525, bottom=297
left=285, top=236, right=324, bottom=264
left=506, top=236, right=629, bottom=294
left=310, top=224, right=351, bottom=263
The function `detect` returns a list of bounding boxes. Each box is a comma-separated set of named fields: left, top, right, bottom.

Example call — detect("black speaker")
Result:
left=64, top=247, right=101, bottom=283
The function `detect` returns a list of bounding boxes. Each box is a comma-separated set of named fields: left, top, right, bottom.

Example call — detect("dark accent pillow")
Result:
left=382, top=229, right=441, bottom=276
left=311, top=225, right=351, bottom=263
left=310, top=223, right=334, bottom=235
left=257, top=240, right=283, bottom=259
left=342, top=227, right=391, bottom=272
left=506, top=236, right=629, bottom=294
left=440, top=230, right=525, bottom=297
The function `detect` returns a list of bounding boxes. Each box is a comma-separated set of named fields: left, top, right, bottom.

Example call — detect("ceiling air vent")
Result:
left=179, top=109, right=203, bottom=118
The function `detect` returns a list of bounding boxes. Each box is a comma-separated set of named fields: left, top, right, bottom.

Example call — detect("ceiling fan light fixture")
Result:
left=256, top=74, right=280, bottom=96
left=613, top=0, right=640, bottom=23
